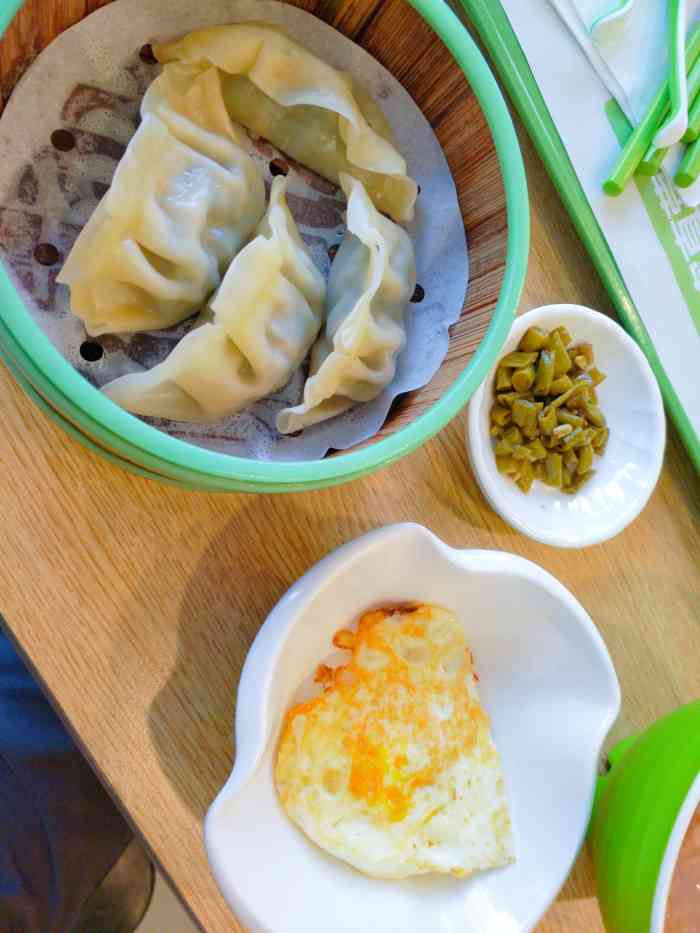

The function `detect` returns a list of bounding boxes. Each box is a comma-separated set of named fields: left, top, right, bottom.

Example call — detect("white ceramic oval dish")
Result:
left=205, top=523, right=621, bottom=933
left=467, top=304, right=666, bottom=548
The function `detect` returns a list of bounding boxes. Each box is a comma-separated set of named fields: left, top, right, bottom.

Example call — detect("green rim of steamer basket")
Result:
left=589, top=700, right=700, bottom=933
left=0, top=0, right=530, bottom=492
left=456, top=0, right=700, bottom=473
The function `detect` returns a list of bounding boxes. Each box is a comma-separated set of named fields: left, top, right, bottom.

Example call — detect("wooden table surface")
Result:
left=1, top=3, right=699, bottom=932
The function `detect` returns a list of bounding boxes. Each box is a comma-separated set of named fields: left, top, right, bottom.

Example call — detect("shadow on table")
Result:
left=145, top=494, right=357, bottom=824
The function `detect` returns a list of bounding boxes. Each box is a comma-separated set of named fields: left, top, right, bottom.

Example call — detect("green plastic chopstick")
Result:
left=654, top=0, right=688, bottom=147
left=682, top=84, right=700, bottom=141
left=604, top=18, right=700, bottom=195
left=675, top=134, right=700, bottom=184
left=639, top=52, right=700, bottom=174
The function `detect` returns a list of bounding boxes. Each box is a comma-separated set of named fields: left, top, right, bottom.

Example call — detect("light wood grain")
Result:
left=1, top=3, right=700, bottom=933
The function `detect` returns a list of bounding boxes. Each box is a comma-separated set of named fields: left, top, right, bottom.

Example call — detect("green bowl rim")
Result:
left=0, top=0, right=530, bottom=491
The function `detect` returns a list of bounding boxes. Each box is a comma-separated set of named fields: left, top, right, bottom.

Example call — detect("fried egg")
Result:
left=275, top=604, right=515, bottom=879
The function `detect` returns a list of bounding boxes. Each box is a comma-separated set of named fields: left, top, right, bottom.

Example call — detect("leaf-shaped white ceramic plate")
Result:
left=204, top=523, right=620, bottom=933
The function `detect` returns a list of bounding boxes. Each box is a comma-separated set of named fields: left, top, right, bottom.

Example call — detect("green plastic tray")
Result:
left=458, top=0, right=700, bottom=473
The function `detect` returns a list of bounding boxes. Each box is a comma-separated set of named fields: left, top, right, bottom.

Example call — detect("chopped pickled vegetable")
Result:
left=557, top=409, right=585, bottom=428
left=533, top=350, right=554, bottom=397
left=516, top=460, right=534, bottom=493
left=512, top=365, right=536, bottom=392
left=537, top=406, right=557, bottom=435
left=560, top=427, right=586, bottom=451
left=592, top=427, right=610, bottom=453
left=500, top=351, right=538, bottom=369
left=548, top=330, right=573, bottom=376
left=563, top=449, right=579, bottom=474
left=491, top=325, right=608, bottom=494
left=496, top=455, right=518, bottom=475
left=497, top=392, right=527, bottom=408
left=494, top=438, right=513, bottom=456
left=577, top=445, right=593, bottom=474
left=490, top=405, right=512, bottom=427
left=549, top=375, right=573, bottom=395
left=552, top=325, right=573, bottom=346
left=552, top=423, right=573, bottom=441
left=527, top=438, right=547, bottom=460
left=518, top=327, right=548, bottom=352
left=496, top=367, right=512, bottom=391
left=563, top=470, right=595, bottom=495
left=577, top=343, right=594, bottom=364
left=584, top=404, right=606, bottom=428
left=512, top=445, right=535, bottom=462
left=545, top=453, right=563, bottom=488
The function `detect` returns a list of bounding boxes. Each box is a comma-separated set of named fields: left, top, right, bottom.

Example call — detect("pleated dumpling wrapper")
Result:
left=276, top=605, right=516, bottom=879
left=154, top=23, right=418, bottom=222
left=58, top=63, right=265, bottom=337
left=102, top=176, right=325, bottom=423
left=277, top=174, right=416, bottom=434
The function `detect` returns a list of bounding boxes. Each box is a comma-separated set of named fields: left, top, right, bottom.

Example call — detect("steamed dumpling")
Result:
left=155, top=23, right=418, bottom=222
left=58, top=64, right=265, bottom=337
left=277, top=174, right=416, bottom=434
left=102, top=176, right=325, bottom=422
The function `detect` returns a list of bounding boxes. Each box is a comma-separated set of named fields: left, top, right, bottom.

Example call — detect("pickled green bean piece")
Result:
left=496, top=455, right=518, bottom=475
left=564, top=470, right=595, bottom=495
left=557, top=409, right=585, bottom=428
left=577, top=444, right=593, bottom=474
left=527, top=438, right=547, bottom=460
left=512, top=445, right=536, bottom=462
left=533, top=350, right=554, bottom=397
left=490, top=405, right=512, bottom=427
left=547, top=331, right=573, bottom=376
left=496, top=367, right=512, bottom=391
left=552, top=423, right=573, bottom=442
left=497, top=392, right=528, bottom=408
left=512, top=365, right=536, bottom=393
left=592, top=427, right=610, bottom=453
left=499, top=351, right=538, bottom=369
left=589, top=367, right=606, bottom=386
left=549, top=375, right=573, bottom=395
left=550, top=385, right=577, bottom=409
left=503, top=425, right=523, bottom=445
left=522, top=423, right=540, bottom=440
left=516, top=460, right=534, bottom=494
left=552, top=325, right=573, bottom=347
left=563, top=449, right=579, bottom=474
left=489, top=425, right=501, bottom=438
left=559, top=427, right=585, bottom=451
left=575, top=343, right=594, bottom=365
left=518, top=327, right=548, bottom=352
left=545, top=453, right=563, bottom=488
left=494, top=438, right=513, bottom=456
left=512, top=398, right=542, bottom=427
left=538, top=406, right=557, bottom=435
left=584, top=403, right=606, bottom=428
left=573, top=354, right=589, bottom=371
left=533, top=461, right=546, bottom=481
